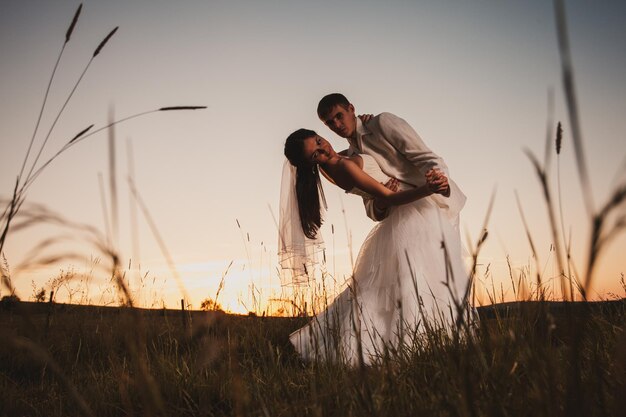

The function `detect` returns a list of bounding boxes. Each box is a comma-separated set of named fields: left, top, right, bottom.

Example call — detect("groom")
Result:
left=317, top=93, right=465, bottom=225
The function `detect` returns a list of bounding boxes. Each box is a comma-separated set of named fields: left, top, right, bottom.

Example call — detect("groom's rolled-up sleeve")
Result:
left=364, top=197, right=388, bottom=221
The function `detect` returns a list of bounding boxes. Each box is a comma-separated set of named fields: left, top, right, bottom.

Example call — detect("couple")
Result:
left=279, top=93, right=467, bottom=365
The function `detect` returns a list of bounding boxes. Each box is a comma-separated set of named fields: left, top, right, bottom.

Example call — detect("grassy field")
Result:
left=1, top=298, right=624, bottom=416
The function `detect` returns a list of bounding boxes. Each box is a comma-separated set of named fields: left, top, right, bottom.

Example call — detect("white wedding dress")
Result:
left=289, top=154, right=467, bottom=365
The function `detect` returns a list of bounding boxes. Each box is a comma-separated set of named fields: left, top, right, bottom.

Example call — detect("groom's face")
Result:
left=321, top=104, right=357, bottom=139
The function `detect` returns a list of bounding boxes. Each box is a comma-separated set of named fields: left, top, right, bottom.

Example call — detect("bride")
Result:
left=280, top=128, right=467, bottom=365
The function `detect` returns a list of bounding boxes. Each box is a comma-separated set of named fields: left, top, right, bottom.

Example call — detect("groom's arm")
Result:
left=378, top=112, right=450, bottom=196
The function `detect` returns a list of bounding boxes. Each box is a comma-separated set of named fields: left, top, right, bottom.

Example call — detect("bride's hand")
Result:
left=358, top=114, right=374, bottom=124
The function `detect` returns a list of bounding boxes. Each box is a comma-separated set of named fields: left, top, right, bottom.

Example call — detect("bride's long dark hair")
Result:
left=284, top=129, right=327, bottom=239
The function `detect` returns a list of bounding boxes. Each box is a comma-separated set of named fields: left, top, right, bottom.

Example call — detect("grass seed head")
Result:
left=556, top=122, right=563, bottom=155
left=65, top=3, right=83, bottom=43
left=159, top=106, right=207, bottom=111
left=93, top=26, right=118, bottom=58
left=69, top=124, right=94, bottom=144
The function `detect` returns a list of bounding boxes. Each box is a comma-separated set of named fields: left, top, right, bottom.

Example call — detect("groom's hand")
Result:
left=372, top=178, right=398, bottom=218
left=383, top=178, right=399, bottom=192
left=358, top=114, right=374, bottom=124
left=426, top=169, right=450, bottom=196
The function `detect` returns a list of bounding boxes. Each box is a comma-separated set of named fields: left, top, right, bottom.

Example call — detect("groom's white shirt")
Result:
left=346, top=113, right=466, bottom=223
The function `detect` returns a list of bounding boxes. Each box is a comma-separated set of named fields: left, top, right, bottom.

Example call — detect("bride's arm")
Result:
left=339, top=159, right=447, bottom=207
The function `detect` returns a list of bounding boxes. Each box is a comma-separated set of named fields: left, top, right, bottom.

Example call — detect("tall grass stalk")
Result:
left=553, top=0, right=626, bottom=299
left=461, top=187, right=496, bottom=323
left=22, top=25, right=120, bottom=186
left=127, top=178, right=190, bottom=304
left=554, top=0, right=594, bottom=218
left=523, top=146, right=569, bottom=299
left=127, top=138, right=142, bottom=284
left=97, top=172, right=113, bottom=248
left=22, top=107, right=206, bottom=194
left=18, top=3, right=82, bottom=183
left=107, top=106, right=120, bottom=248
left=1, top=7, right=205, bottom=412
left=555, top=122, right=577, bottom=299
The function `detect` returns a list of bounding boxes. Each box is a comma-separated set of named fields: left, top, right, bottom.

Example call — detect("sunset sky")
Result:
left=1, top=0, right=625, bottom=312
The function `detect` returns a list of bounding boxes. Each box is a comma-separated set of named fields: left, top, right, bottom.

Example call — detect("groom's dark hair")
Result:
left=317, top=93, right=350, bottom=119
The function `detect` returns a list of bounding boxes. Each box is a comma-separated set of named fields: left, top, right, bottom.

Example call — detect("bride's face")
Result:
left=302, top=135, right=334, bottom=165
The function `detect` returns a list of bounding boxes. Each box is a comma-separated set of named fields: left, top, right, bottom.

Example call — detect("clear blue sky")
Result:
left=1, top=0, right=625, bottom=310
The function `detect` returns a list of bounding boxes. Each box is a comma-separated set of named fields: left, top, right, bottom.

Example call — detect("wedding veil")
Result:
left=278, top=159, right=325, bottom=286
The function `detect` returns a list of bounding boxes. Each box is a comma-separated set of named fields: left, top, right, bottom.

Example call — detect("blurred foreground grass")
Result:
left=1, top=298, right=624, bottom=417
